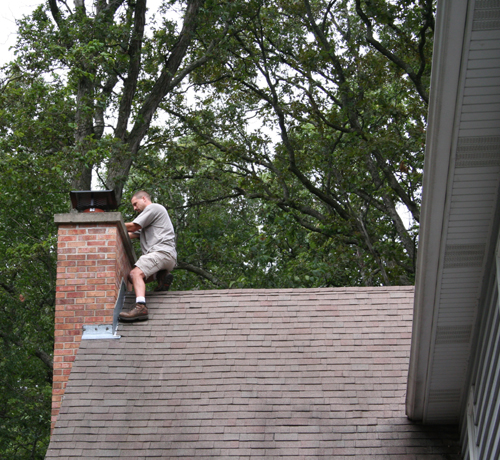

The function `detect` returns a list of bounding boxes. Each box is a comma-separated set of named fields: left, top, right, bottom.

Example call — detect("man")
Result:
left=119, top=191, right=177, bottom=322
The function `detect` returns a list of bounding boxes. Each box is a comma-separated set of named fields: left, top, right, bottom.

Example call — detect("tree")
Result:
left=1, top=2, right=435, bottom=453
left=14, top=0, right=226, bottom=202
left=122, top=142, right=342, bottom=290
left=6, top=0, right=434, bottom=289
left=163, top=0, right=434, bottom=285
left=0, top=73, right=71, bottom=458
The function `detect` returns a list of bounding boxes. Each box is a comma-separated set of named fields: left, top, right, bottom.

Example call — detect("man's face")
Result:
left=131, top=196, right=148, bottom=213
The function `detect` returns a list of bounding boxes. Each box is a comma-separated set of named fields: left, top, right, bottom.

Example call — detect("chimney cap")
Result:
left=70, top=190, right=118, bottom=212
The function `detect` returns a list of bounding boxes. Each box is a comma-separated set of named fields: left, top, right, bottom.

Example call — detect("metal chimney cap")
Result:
left=70, top=190, right=118, bottom=212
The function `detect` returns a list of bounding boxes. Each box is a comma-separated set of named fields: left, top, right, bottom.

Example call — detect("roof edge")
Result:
left=406, top=0, right=470, bottom=422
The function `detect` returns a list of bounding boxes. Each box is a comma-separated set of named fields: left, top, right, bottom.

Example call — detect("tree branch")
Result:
left=370, top=150, right=420, bottom=222
left=107, top=0, right=207, bottom=203
left=0, top=329, right=53, bottom=375
left=48, top=0, right=63, bottom=28
left=355, top=0, right=429, bottom=104
left=175, top=261, right=229, bottom=288
left=115, top=0, right=147, bottom=141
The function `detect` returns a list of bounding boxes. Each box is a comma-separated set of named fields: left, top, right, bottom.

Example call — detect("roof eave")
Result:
left=406, top=0, right=470, bottom=422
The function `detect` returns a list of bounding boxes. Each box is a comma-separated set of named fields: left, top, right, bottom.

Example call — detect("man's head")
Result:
left=131, top=191, right=152, bottom=213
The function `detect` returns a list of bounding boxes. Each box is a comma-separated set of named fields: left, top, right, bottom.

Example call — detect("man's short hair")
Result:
left=132, top=190, right=151, bottom=201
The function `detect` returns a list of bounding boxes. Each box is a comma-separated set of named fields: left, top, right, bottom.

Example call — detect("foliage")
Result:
left=3, top=0, right=434, bottom=290
left=0, top=73, right=72, bottom=458
left=160, top=0, right=433, bottom=285
left=0, top=1, right=435, bottom=456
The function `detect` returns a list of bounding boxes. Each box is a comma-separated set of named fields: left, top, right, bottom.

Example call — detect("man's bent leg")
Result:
left=154, top=270, right=174, bottom=292
left=129, top=266, right=147, bottom=298
left=119, top=267, right=149, bottom=322
left=153, top=252, right=176, bottom=292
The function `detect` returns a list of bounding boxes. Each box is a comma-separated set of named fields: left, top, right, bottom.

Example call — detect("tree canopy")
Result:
left=0, top=0, right=434, bottom=457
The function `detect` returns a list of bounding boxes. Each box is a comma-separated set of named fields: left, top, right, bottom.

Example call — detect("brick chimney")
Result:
left=52, top=212, right=136, bottom=431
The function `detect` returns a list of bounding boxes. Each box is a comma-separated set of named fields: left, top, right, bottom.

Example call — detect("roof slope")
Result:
left=46, top=287, right=459, bottom=459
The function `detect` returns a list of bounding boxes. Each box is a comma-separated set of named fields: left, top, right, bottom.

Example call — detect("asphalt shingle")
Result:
left=46, top=287, right=460, bottom=459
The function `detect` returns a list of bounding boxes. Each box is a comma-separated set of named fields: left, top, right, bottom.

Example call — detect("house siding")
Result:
left=461, top=238, right=500, bottom=460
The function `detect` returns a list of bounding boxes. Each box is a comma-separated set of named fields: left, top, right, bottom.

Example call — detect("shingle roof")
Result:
left=46, top=286, right=459, bottom=459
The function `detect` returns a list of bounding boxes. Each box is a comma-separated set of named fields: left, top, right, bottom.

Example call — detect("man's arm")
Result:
left=125, top=222, right=142, bottom=239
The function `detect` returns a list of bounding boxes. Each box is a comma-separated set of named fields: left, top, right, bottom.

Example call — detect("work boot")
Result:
left=119, top=303, right=148, bottom=322
left=154, top=270, right=173, bottom=292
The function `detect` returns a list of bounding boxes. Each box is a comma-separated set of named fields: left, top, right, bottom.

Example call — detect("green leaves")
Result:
left=0, top=3, right=434, bottom=454
left=172, top=0, right=431, bottom=286
left=4, top=0, right=431, bottom=287
left=0, top=66, right=73, bottom=458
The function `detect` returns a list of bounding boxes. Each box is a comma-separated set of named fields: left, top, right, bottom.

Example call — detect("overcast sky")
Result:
left=1, top=1, right=44, bottom=65
left=0, top=1, right=165, bottom=66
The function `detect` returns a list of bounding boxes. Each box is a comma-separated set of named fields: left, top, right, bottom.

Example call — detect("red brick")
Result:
left=66, top=304, right=85, bottom=311
left=87, top=278, right=106, bottom=285
left=67, top=241, right=87, bottom=248
left=86, top=254, right=107, bottom=260
left=66, top=279, right=86, bottom=286
left=58, top=248, right=77, bottom=254
left=66, top=266, right=83, bottom=273
left=87, top=240, right=107, bottom=246
left=59, top=236, right=76, bottom=242
left=75, top=297, right=94, bottom=304
left=88, top=228, right=107, bottom=234
left=66, top=292, right=86, bottom=299
left=67, top=255, right=86, bottom=261
left=80, top=234, right=98, bottom=241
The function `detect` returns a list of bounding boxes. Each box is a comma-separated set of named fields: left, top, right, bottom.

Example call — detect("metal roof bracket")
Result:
left=82, top=324, right=120, bottom=340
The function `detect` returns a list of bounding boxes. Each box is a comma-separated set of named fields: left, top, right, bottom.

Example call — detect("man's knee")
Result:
left=129, top=267, right=145, bottom=281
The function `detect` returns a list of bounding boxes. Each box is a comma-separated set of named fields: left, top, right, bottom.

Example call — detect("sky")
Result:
left=0, top=0, right=166, bottom=66
left=1, top=1, right=44, bottom=65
